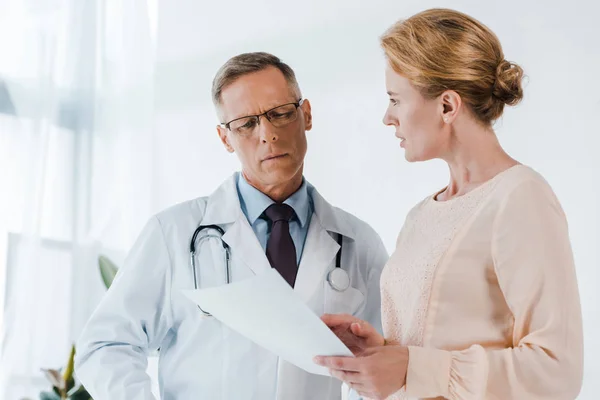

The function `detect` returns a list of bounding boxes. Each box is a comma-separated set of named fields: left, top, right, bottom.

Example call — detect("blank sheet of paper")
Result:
left=182, top=268, right=353, bottom=376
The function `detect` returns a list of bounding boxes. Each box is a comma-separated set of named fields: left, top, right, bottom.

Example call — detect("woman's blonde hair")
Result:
left=381, top=8, right=524, bottom=124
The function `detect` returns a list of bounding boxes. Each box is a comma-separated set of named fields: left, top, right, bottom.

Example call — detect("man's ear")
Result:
left=217, top=125, right=235, bottom=153
left=302, top=99, right=312, bottom=131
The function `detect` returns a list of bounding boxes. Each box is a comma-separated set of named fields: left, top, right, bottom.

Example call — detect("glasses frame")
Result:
left=220, top=99, right=305, bottom=133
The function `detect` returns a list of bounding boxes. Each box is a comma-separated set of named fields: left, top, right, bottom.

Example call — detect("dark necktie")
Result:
left=264, top=203, right=298, bottom=287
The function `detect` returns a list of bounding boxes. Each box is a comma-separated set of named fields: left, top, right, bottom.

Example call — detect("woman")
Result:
left=314, top=8, right=583, bottom=400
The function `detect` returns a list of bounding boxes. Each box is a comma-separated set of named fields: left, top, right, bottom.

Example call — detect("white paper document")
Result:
left=182, top=268, right=353, bottom=376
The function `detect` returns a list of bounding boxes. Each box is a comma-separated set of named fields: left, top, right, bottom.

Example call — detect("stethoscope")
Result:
left=189, top=225, right=350, bottom=316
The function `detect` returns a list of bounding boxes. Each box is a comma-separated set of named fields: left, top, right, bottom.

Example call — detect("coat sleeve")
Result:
left=75, top=216, right=174, bottom=400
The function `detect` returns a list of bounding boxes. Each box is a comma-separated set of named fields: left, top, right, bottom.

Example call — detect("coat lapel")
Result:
left=222, top=218, right=271, bottom=276
left=293, top=216, right=340, bottom=304
left=200, top=173, right=271, bottom=277
left=293, top=184, right=357, bottom=305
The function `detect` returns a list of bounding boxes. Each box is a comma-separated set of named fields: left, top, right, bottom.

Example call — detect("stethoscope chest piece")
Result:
left=327, top=267, right=350, bottom=292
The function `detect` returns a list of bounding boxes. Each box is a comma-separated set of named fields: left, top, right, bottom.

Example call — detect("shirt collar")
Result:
left=236, top=172, right=311, bottom=227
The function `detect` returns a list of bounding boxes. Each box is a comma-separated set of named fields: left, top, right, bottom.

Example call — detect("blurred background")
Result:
left=0, top=0, right=598, bottom=398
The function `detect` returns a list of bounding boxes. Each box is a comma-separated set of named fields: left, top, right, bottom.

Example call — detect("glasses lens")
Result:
left=266, top=104, right=298, bottom=127
left=229, top=116, right=259, bottom=134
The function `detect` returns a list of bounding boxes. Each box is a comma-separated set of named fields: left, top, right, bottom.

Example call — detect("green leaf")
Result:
left=98, top=255, right=119, bottom=289
left=63, top=345, right=76, bottom=390
left=68, top=385, right=92, bottom=400
left=69, top=392, right=92, bottom=400
left=39, top=391, right=61, bottom=400
left=65, top=378, right=75, bottom=395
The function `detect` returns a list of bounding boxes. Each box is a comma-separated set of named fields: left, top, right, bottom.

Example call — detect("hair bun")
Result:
left=493, top=60, right=524, bottom=106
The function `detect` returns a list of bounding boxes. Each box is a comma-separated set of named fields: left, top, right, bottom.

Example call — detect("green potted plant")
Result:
left=27, top=255, right=120, bottom=400
left=36, top=345, right=90, bottom=400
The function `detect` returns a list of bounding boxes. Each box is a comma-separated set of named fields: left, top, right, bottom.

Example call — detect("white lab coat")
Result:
left=75, top=174, right=388, bottom=400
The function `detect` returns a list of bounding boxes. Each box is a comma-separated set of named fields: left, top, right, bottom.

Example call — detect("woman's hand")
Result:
left=314, top=345, right=409, bottom=400
left=321, top=314, right=385, bottom=356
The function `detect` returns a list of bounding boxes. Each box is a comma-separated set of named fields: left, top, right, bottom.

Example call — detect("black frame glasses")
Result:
left=220, top=99, right=304, bottom=134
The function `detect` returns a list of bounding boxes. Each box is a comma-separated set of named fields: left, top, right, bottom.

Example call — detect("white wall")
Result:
left=152, top=0, right=600, bottom=397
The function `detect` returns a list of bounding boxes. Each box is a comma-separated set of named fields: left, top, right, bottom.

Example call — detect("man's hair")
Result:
left=212, top=52, right=302, bottom=107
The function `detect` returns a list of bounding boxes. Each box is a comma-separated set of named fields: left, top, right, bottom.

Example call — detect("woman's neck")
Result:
left=437, top=124, right=519, bottom=201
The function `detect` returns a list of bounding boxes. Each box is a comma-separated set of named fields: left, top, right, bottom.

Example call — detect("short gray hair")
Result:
left=211, top=52, right=302, bottom=106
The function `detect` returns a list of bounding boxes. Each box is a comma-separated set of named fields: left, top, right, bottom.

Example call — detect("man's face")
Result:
left=216, top=67, right=312, bottom=188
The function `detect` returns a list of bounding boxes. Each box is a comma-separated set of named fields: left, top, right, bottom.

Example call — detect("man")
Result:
left=75, top=52, right=388, bottom=400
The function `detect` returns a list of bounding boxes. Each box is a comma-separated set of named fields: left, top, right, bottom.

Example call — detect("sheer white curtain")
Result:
left=0, top=0, right=157, bottom=398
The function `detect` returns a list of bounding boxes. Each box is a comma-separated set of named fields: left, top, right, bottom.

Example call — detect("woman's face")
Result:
left=382, top=65, right=450, bottom=162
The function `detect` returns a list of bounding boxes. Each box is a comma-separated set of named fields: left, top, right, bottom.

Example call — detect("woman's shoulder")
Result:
left=489, top=165, right=566, bottom=221
left=405, top=194, right=432, bottom=220
left=493, top=165, right=559, bottom=202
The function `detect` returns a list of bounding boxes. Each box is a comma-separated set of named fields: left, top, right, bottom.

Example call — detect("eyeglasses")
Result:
left=221, top=99, right=304, bottom=136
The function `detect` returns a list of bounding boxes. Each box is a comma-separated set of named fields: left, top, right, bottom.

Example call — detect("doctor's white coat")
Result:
left=75, top=174, right=388, bottom=400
